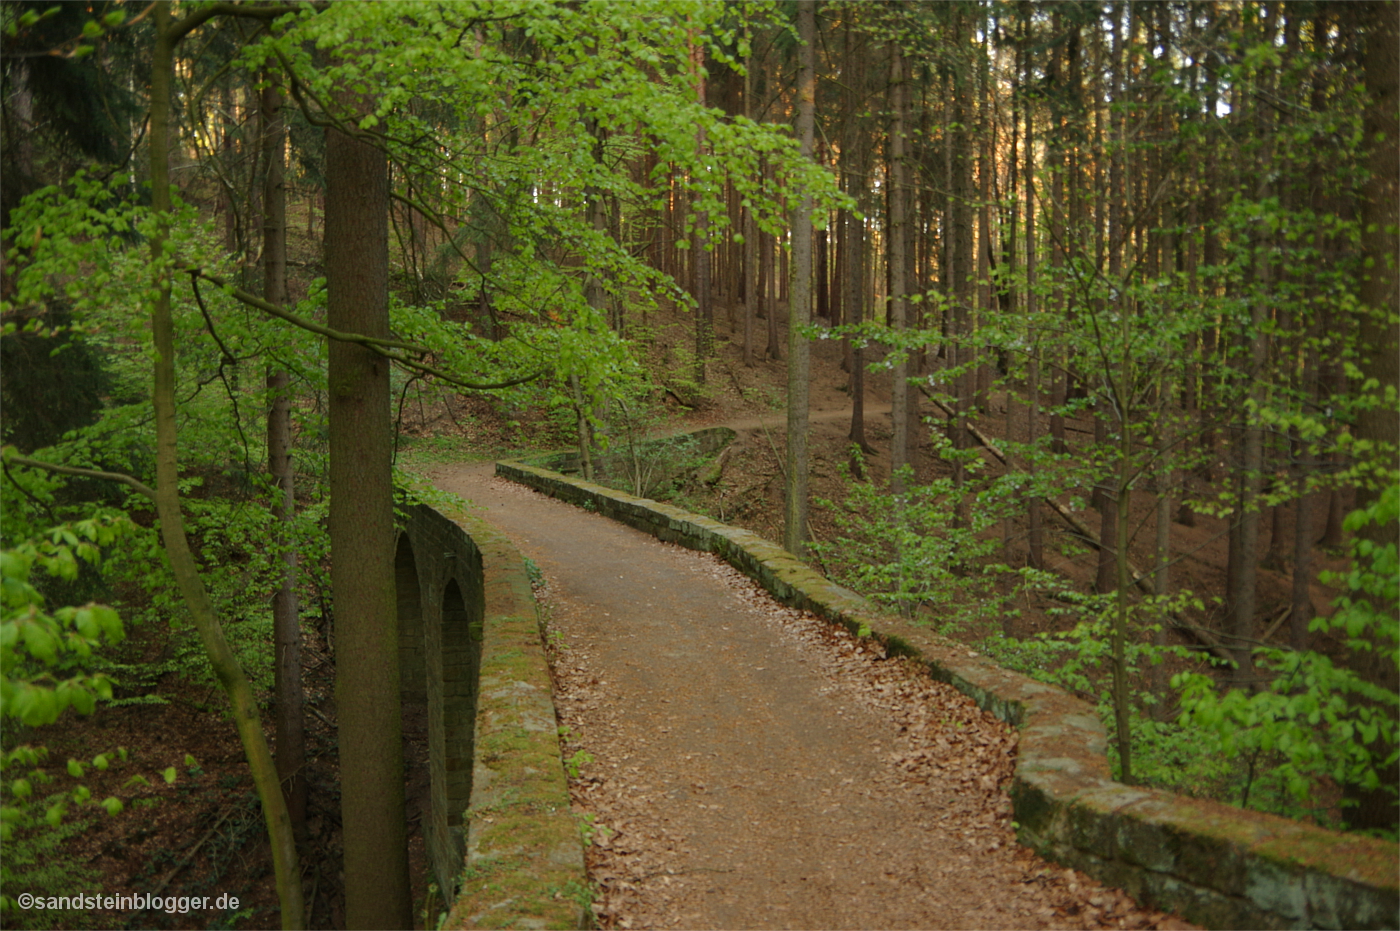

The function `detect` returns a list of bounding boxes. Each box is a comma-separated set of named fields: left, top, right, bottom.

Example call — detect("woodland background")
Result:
left=0, top=2, right=1395, bottom=929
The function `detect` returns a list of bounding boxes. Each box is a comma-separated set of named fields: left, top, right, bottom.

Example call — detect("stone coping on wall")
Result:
left=439, top=505, right=588, bottom=931
left=496, top=458, right=1400, bottom=931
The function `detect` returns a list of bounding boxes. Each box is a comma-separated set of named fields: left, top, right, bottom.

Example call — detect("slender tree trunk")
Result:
left=1345, top=0, right=1400, bottom=833
left=847, top=187, right=870, bottom=456
left=1113, top=420, right=1135, bottom=784
left=764, top=225, right=781, bottom=361
left=1357, top=0, right=1400, bottom=523
left=888, top=42, right=910, bottom=493
left=1096, top=7, right=1125, bottom=594
left=1228, top=9, right=1277, bottom=687
left=742, top=37, right=756, bottom=367
left=785, top=2, right=815, bottom=556
left=326, top=89, right=413, bottom=929
left=261, top=79, right=306, bottom=839
left=691, top=37, right=713, bottom=383
left=1023, top=26, right=1043, bottom=570
left=150, top=9, right=303, bottom=928
left=1290, top=430, right=1317, bottom=648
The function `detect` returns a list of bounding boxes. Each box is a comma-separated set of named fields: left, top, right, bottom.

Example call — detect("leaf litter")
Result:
left=537, top=535, right=1198, bottom=931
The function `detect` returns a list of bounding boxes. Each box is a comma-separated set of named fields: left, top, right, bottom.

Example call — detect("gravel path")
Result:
left=427, top=463, right=1190, bottom=931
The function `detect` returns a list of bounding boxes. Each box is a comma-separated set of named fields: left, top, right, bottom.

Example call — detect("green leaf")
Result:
left=162, top=766, right=177, bottom=784
left=67, top=759, right=85, bottom=778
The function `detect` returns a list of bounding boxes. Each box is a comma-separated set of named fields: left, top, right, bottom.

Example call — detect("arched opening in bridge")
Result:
left=394, top=534, right=430, bottom=864
left=439, top=578, right=478, bottom=833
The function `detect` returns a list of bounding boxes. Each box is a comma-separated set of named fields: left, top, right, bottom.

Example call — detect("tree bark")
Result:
left=1357, top=0, right=1399, bottom=519
left=1345, top=0, right=1400, bottom=834
left=888, top=41, right=910, bottom=494
left=742, top=35, right=756, bottom=368
left=691, top=37, right=713, bottom=383
left=1023, top=21, right=1043, bottom=570
left=261, top=78, right=306, bottom=839
left=325, top=92, right=413, bottom=929
left=785, top=1, right=815, bottom=556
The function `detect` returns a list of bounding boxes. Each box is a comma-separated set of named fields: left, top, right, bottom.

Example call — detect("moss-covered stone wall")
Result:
left=495, top=460, right=1399, bottom=931
left=400, top=503, right=587, bottom=930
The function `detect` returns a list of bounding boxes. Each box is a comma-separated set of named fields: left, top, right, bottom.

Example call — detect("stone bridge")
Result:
left=398, top=460, right=1397, bottom=930
left=394, top=499, right=580, bottom=916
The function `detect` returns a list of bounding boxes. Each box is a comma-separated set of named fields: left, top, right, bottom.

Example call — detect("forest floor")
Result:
left=428, top=462, right=1194, bottom=930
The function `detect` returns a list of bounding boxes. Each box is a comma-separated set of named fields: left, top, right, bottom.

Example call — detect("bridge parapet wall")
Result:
left=398, top=502, right=586, bottom=930
left=496, top=459, right=1399, bottom=931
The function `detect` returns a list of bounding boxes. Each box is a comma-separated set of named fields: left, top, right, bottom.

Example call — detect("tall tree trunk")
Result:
left=742, top=36, right=756, bottom=368
left=764, top=224, right=781, bottom=360
left=691, top=37, right=713, bottom=383
left=785, top=2, right=815, bottom=556
left=1227, top=8, right=1277, bottom=688
left=1095, top=7, right=1125, bottom=595
left=888, top=42, right=910, bottom=493
left=847, top=206, right=870, bottom=456
left=1357, top=0, right=1400, bottom=522
left=326, top=93, right=413, bottom=929
left=261, top=78, right=306, bottom=839
left=1345, top=0, right=1400, bottom=834
left=1023, top=23, right=1043, bottom=570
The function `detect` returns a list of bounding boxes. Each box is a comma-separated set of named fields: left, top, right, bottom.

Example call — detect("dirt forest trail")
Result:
left=426, top=432, right=1190, bottom=930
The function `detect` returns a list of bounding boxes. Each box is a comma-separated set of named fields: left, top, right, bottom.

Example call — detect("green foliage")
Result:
left=1174, top=487, right=1400, bottom=830
left=812, top=444, right=1015, bottom=634
left=564, top=749, right=593, bottom=779
left=1, top=515, right=130, bottom=726
left=980, top=588, right=1198, bottom=707
left=0, top=814, right=101, bottom=927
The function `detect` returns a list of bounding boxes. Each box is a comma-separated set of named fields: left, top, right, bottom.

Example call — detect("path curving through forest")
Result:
left=427, top=434, right=1190, bottom=930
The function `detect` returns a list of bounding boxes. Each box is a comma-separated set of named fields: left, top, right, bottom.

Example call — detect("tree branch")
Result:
left=6, top=455, right=156, bottom=501
left=186, top=269, right=545, bottom=391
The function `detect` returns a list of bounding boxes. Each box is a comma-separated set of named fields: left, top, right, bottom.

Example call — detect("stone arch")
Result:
left=394, top=533, right=431, bottom=876
left=427, top=575, right=481, bottom=896
left=441, top=579, right=478, bottom=825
